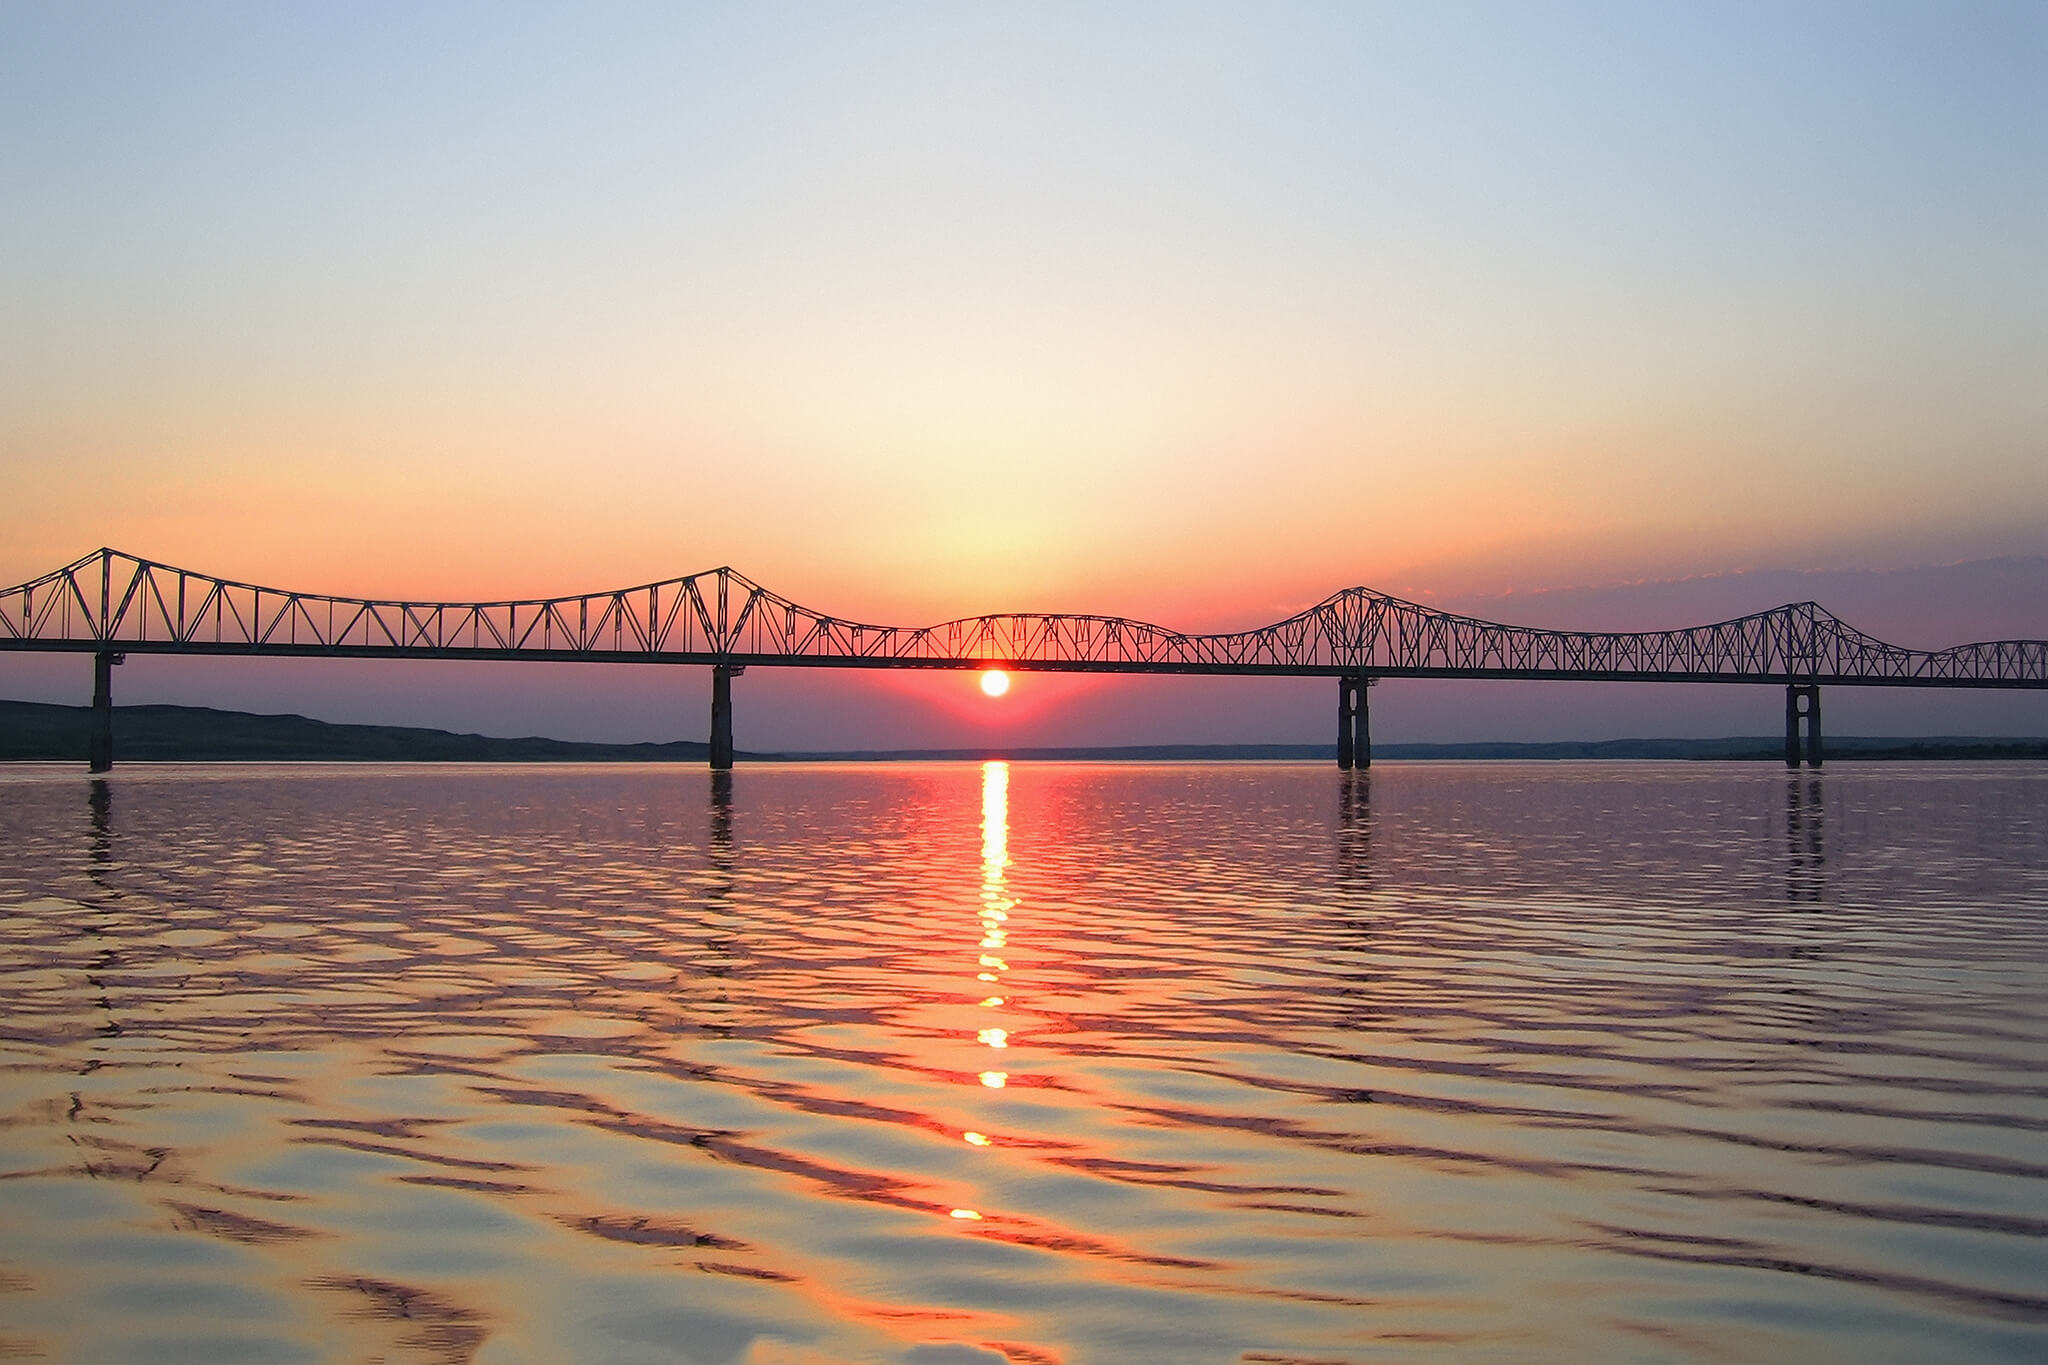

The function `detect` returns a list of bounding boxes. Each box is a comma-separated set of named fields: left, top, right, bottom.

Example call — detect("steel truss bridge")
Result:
left=5, top=548, right=2044, bottom=772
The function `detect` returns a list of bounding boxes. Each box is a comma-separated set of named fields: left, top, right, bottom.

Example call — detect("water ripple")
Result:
left=0, top=759, right=2043, bottom=1362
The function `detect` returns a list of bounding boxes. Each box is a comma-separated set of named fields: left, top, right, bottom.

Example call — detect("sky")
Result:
left=2, top=1, right=2044, bottom=748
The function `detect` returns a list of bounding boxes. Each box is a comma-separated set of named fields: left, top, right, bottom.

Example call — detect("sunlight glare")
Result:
left=980, top=669, right=1011, bottom=698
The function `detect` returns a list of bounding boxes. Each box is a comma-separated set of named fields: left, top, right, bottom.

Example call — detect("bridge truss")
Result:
left=5, top=548, right=2044, bottom=686
left=4, top=549, right=2042, bottom=772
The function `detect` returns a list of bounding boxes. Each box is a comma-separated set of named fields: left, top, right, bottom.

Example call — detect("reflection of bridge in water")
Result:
left=6, top=548, right=2045, bottom=773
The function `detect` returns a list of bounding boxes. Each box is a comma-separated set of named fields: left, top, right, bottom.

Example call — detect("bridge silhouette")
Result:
left=6, top=549, right=2044, bottom=772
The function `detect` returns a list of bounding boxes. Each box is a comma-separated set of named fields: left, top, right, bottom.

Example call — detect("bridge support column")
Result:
left=1784, top=684, right=1822, bottom=769
left=1337, top=677, right=1355, bottom=770
left=1337, top=675, right=1371, bottom=770
left=88, top=651, right=122, bottom=774
left=710, top=665, right=742, bottom=770
left=1358, top=678, right=1371, bottom=769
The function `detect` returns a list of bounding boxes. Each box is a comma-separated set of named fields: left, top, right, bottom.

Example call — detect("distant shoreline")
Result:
left=4, top=699, right=2045, bottom=764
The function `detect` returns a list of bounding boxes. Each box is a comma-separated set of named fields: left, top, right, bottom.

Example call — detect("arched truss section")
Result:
left=2, top=548, right=2043, bottom=687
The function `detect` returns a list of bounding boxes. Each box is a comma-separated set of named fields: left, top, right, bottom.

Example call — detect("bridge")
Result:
left=4, top=549, right=2044, bottom=772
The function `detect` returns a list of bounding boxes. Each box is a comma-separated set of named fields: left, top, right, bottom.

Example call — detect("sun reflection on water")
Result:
left=976, top=761, right=1013, bottom=1023
left=966, top=761, right=1015, bottom=1181
left=980, top=761, right=1007, bottom=871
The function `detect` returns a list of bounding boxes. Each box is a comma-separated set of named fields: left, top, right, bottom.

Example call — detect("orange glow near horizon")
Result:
left=7, top=6, right=2046, bottom=635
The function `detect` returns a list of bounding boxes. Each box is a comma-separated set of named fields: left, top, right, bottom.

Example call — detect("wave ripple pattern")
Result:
left=0, top=761, right=2044, bottom=1363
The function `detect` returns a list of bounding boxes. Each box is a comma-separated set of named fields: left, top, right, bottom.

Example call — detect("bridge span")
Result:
left=5, top=549, right=2043, bottom=772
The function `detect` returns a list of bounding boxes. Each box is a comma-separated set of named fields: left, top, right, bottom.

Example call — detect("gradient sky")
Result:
left=3, top=2, right=2044, bottom=747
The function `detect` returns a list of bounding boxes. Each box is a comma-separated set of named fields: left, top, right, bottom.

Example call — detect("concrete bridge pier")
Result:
left=1785, top=684, right=1823, bottom=769
left=710, top=664, right=743, bottom=770
left=1358, top=677, right=1371, bottom=768
left=1337, top=675, right=1371, bottom=770
left=88, top=650, right=123, bottom=773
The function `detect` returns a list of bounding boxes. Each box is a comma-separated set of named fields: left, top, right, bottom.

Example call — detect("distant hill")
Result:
left=0, top=700, right=720, bottom=763
left=4, top=699, right=2045, bottom=764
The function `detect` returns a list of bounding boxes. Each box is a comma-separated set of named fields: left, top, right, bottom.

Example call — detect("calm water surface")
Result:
left=0, top=760, right=2043, bottom=1363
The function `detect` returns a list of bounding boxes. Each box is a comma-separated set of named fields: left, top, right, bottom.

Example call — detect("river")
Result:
left=0, top=760, right=2043, bottom=1362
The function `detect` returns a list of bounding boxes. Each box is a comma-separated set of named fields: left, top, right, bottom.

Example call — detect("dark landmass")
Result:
left=4, top=699, right=2045, bottom=764
left=0, top=700, right=726, bottom=762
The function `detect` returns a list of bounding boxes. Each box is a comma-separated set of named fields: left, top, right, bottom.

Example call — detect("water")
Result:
left=0, top=760, right=2044, bottom=1364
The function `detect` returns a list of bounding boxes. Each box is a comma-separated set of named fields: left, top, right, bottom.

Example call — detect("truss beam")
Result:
left=2, top=549, right=2043, bottom=688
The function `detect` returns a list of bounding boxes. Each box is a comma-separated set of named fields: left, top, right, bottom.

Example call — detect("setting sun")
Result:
left=979, top=669, right=1010, bottom=698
